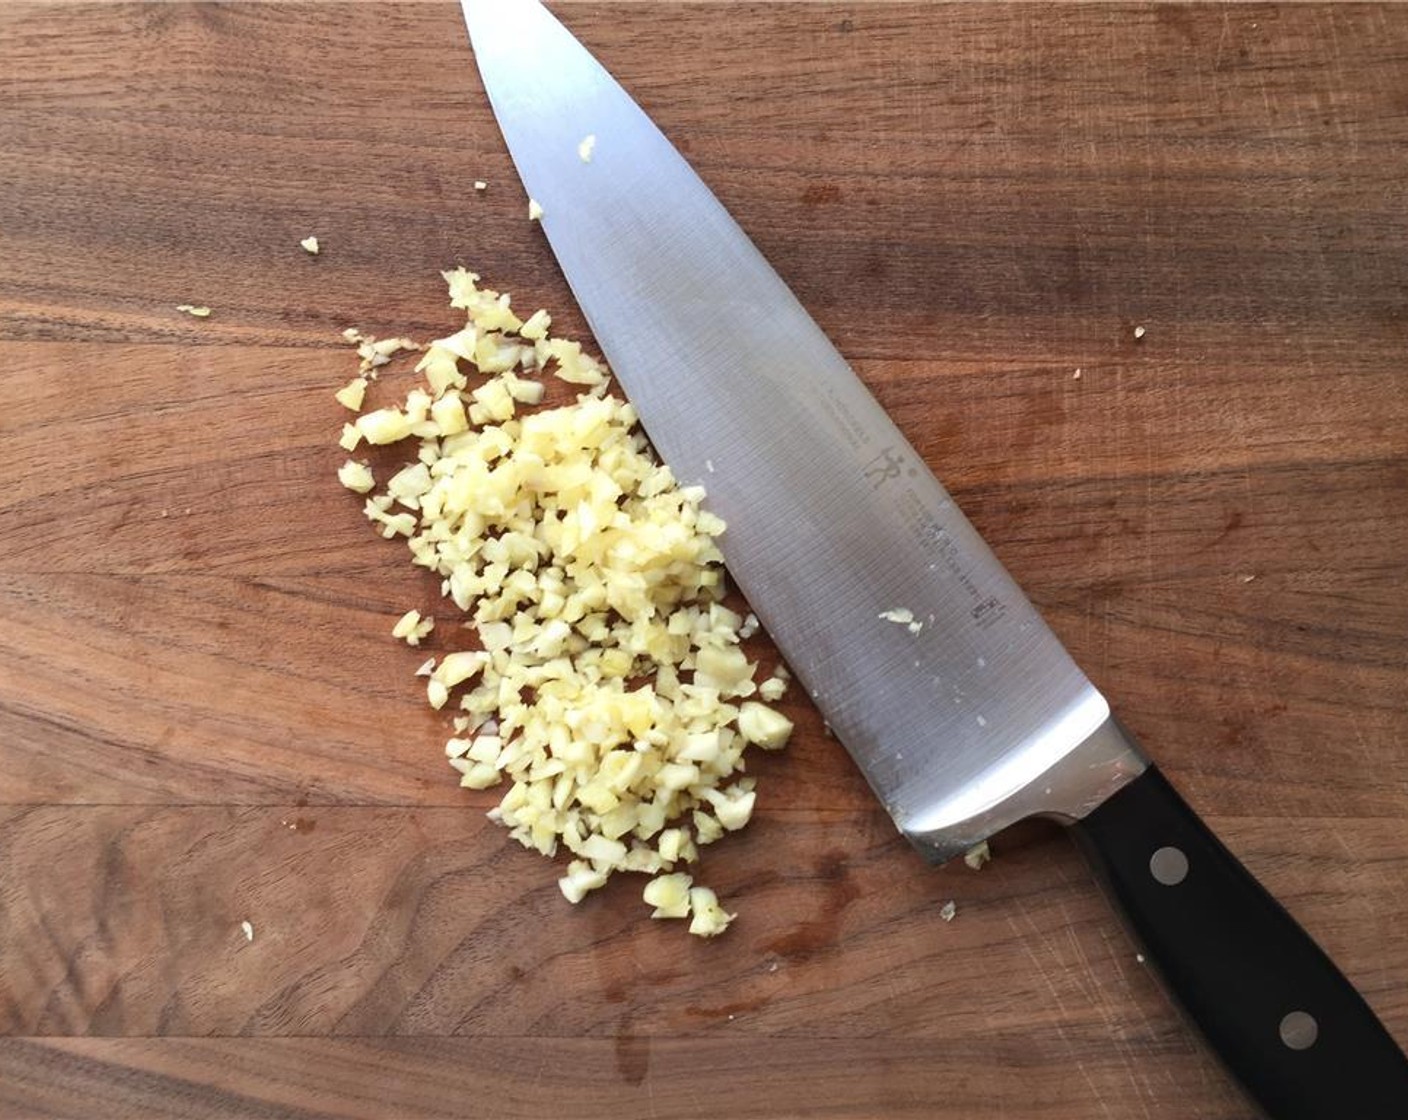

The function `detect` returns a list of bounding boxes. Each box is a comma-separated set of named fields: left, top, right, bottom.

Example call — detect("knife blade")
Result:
left=461, top=3, right=1408, bottom=1116
left=461, top=0, right=1141, bottom=863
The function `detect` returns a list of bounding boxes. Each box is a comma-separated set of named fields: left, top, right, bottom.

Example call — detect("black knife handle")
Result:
left=1074, top=765, right=1408, bottom=1118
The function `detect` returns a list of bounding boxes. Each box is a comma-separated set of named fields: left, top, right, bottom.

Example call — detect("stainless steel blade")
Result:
left=462, top=0, right=1145, bottom=861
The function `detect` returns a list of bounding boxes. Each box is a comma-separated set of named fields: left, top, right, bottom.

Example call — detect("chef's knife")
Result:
left=460, top=2, right=1408, bottom=1115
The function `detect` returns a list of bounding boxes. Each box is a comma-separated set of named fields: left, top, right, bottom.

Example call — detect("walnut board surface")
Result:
left=2, top=3, right=1407, bottom=1118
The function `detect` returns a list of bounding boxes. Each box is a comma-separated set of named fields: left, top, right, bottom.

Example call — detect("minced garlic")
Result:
left=687, top=886, right=734, bottom=937
left=644, top=872, right=692, bottom=918
left=335, top=269, right=791, bottom=935
left=758, top=664, right=790, bottom=702
left=335, top=377, right=368, bottom=411
left=342, top=329, right=421, bottom=376
left=737, top=702, right=793, bottom=750
left=392, top=609, right=434, bottom=646
left=964, top=840, right=991, bottom=870
left=337, top=459, right=375, bottom=494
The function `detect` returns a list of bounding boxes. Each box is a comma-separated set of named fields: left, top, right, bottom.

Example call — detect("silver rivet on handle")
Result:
left=1149, top=846, right=1189, bottom=886
left=1279, top=1011, right=1319, bottom=1051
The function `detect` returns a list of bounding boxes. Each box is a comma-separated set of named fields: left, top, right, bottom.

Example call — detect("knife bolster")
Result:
left=903, top=714, right=1147, bottom=865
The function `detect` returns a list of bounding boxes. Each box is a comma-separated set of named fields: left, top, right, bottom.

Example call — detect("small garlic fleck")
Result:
left=964, top=840, right=991, bottom=871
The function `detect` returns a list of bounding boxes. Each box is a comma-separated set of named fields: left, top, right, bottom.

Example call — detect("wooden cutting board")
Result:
left=2, top=3, right=1406, bottom=1117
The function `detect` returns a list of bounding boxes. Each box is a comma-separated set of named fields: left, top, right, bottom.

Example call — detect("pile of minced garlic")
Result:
left=335, top=268, right=793, bottom=936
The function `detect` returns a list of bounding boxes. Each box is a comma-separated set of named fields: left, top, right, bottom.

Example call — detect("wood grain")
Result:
left=2, top=2, right=1407, bottom=1117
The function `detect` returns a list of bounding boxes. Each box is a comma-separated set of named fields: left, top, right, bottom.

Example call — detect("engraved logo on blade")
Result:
left=864, top=445, right=919, bottom=490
